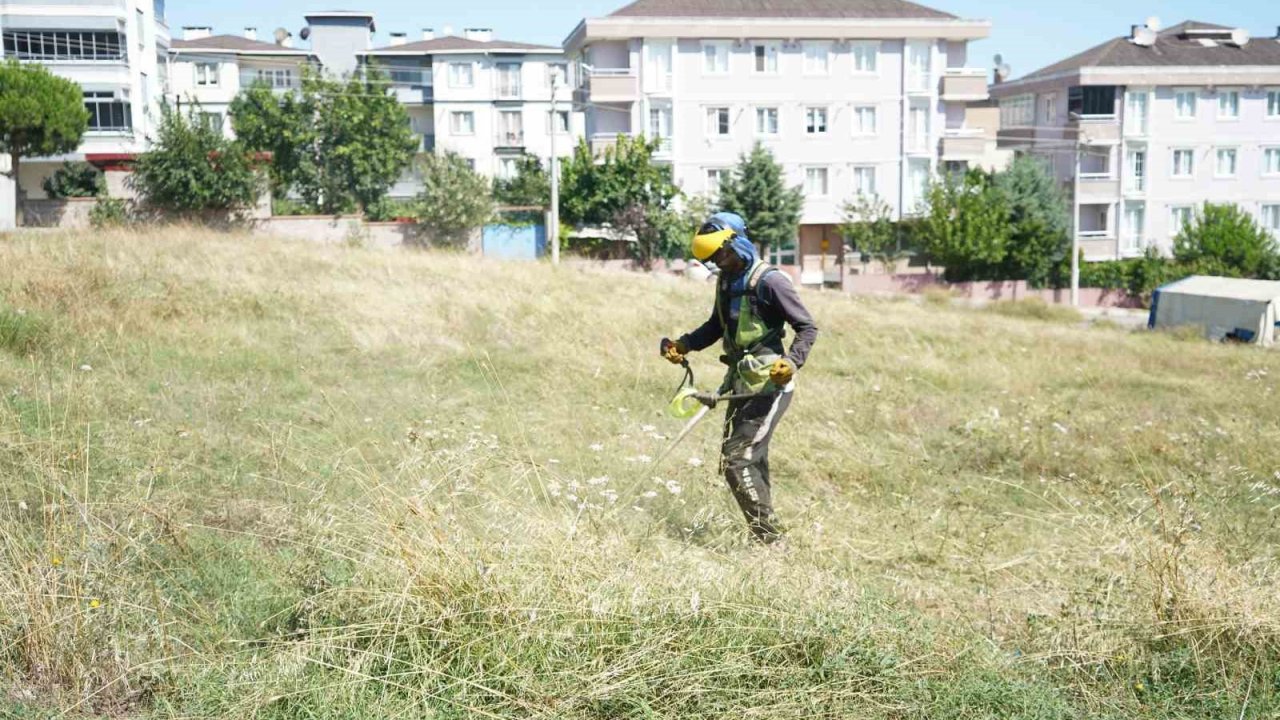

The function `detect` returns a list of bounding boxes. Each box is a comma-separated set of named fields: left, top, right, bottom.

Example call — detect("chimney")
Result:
left=244, top=27, right=257, bottom=41
left=422, top=28, right=435, bottom=41
left=182, top=26, right=212, bottom=41
left=280, top=32, right=293, bottom=48
left=442, top=24, right=454, bottom=37
left=463, top=27, right=492, bottom=42
left=390, top=31, right=407, bottom=46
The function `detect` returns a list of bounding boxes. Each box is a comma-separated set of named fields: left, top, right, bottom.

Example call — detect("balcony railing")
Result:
left=387, top=68, right=432, bottom=87
left=496, top=80, right=522, bottom=100
left=1125, top=175, right=1147, bottom=193
left=495, top=130, right=525, bottom=148
left=940, top=69, right=988, bottom=101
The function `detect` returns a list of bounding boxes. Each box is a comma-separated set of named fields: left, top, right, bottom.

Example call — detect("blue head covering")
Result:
left=709, top=212, right=758, bottom=319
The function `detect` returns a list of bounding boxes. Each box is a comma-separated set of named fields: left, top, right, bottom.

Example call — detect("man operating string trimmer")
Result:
left=660, top=212, right=818, bottom=545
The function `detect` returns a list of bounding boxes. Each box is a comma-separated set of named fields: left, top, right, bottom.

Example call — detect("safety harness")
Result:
left=714, top=260, right=787, bottom=394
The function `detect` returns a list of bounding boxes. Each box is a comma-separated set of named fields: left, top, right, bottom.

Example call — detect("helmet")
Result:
left=692, top=217, right=736, bottom=261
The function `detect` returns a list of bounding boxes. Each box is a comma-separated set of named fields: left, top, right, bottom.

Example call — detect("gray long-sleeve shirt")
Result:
left=679, top=270, right=818, bottom=369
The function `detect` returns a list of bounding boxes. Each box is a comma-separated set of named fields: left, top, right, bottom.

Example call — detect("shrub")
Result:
left=41, top=161, right=104, bottom=198
left=919, top=169, right=1012, bottom=282
left=0, top=306, right=49, bottom=355
left=410, top=152, right=493, bottom=248
left=89, top=197, right=128, bottom=228
left=131, top=103, right=262, bottom=215
left=1173, top=203, right=1280, bottom=279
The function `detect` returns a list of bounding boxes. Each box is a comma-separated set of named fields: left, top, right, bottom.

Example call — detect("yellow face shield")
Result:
left=692, top=228, right=734, bottom=262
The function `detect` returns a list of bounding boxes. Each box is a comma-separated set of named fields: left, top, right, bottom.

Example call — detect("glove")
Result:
left=660, top=337, right=688, bottom=365
left=769, top=358, right=796, bottom=386
left=692, top=392, right=719, bottom=409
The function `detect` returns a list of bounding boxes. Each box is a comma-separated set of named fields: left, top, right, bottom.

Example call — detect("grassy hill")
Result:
left=2, top=228, right=1278, bottom=719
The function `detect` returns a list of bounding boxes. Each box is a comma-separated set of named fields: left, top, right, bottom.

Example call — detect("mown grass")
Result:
left=1, top=228, right=1278, bottom=718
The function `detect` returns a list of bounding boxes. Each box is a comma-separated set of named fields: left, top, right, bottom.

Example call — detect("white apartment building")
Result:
left=992, top=20, right=1280, bottom=261
left=1, top=0, right=169, bottom=197
left=358, top=28, right=585, bottom=194
left=564, top=0, right=991, bottom=267
left=167, top=27, right=315, bottom=138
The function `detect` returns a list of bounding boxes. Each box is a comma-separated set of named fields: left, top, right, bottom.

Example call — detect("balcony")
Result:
left=940, top=69, right=988, bottom=101
left=906, top=72, right=933, bottom=95
left=1067, top=115, right=1120, bottom=144
left=1124, top=174, right=1147, bottom=196
left=495, top=130, right=525, bottom=150
left=495, top=80, right=522, bottom=101
left=1077, top=175, right=1119, bottom=199
left=385, top=69, right=433, bottom=104
left=575, top=69, right=637, bottom=104
left=940, top=128, right=986, bottom=159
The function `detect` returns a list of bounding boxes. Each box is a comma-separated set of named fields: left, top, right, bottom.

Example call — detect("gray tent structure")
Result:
left=1148, top=276, right=1280, bottom=346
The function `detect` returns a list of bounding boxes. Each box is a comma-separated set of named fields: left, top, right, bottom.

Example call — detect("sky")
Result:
left=168, top=0, right=1279, bottom=80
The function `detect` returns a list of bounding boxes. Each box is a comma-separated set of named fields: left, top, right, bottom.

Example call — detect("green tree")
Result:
left=839, top=194, right=899, bottom=273
left=919, top=169, right=1012, bottom=282
left=131, top=103, right=262, bottom=214
left=42, top=161, right=105, bottom=198
left=493, top=153, right=550, bottom=208
left=559, top=135, right=684, bottom=264
left=0, top=60, right=89, bottom=221
left=993, top=155, right=1071, bottom=287
left=230, top=65, right=417, bottom=214
left=411, top=151, right=494, bottom=248
left=717, top=143, right=804, bottom=254
left=1173, top=202, right=1280, bottom=279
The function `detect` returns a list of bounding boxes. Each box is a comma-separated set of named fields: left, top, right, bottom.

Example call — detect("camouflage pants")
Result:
left=720, top=390, right=793, bottom=544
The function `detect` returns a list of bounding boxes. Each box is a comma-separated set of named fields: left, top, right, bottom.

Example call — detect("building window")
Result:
left=1169, top=206, right=1193, bottom=236
left=154, top=0, right=165, bottom=23
left=136, top=9, right=145, bottom=49
left=804, top=167, right=829, bottom=197
left=852, top=165, right=877, bottom=198
left=1269, top=90, right=1280, bottom=118
left=496, top=63, right=522, bottom=99
left=706, top=106, right=730, bottom=137
left=1262, top=205, right=1280, bottom=236
left=450, top=111, right=474, bottom=135
left=2, top=30, right=126, bottom=61
left=802, top=42, right=829, bottom=74
left=850, top=42, right=878, bottom=73
left=1041, top=94, right=1056, bottom=123
left=449, top=62, right=474, bottom=88
left=805, top=106, right=827, bottom=135
left=1000, top=94, right=1034, bottom=127
left=548, top=110, right=569, bottom=133
left=498, top=157, right=519, bottom=181
left=84, top=91, right=131, bottom=131
left=1265, top=148, right=1280, bottom=176
left=547, top=63, right=568, bottom=88
left=1215, top=148, right=1237, bottom=177
left=194, top=62, right=219, bottom=86
left=1172, top=149, right=1195, bottom=178
left=1067, top=86, right=1116, bottom=116
left=754, top=106, right=778, bottom=135
left=1174, top=89, right=1197, bottom=119
left=853, top=105, right=877, bottom=135
left=199, top=112, right=223, bottom=133
left=1217, top=90, right=1240, bottom=119
left=752, top=43, right=779, bottom=73
left=705, top=168, right=727, bottom=195
left=254, top=68, right=294, bottom=89
left=702, top=42, right=729, bottom=74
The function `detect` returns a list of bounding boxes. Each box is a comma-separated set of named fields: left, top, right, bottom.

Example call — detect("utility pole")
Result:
left=549, top=78, right=561, bottom=266
left=1071, top=139, right=1084, bottom=307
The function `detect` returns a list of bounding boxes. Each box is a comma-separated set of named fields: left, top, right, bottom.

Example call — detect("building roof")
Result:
left=365, top=35, right=560, bottom=54
left=171, top=35, right=312, bottom=55
left=1015, top=21, right=1280, bottom=83
left=607, top=0, right=956, bottom=19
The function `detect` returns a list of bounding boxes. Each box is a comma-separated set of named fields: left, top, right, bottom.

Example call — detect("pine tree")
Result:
left=717, top=143, right=804, bottom=253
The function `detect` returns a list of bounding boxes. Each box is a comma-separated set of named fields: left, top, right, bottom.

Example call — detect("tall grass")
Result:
left=1, top=227, right=1278, bottom=718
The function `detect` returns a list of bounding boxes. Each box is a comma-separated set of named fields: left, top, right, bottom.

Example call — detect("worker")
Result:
left=660, top=212, right=818, bottom=545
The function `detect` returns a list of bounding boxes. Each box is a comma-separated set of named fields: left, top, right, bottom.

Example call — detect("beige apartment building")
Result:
left=564, top=0, right=993, bottom=280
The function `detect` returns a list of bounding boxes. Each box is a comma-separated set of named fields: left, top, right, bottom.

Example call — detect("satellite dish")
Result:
left=1132, top=27, right=1157, bottom=47
left=1145, top=16, right=1161, bottom=32
left=300, top=26, right=311, bottom=41
left=997, top=63, right=1012, bottom=80
left=1230, top=28, right=1250, bottom=46
left=993, top=53, right=1003, bottom=66
left=273, top=27, right=289, bottom=44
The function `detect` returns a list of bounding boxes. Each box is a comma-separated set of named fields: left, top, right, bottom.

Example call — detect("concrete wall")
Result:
left=843, top=272, right=1143, bottom=308
left=21, top=198, right=97, bottom=229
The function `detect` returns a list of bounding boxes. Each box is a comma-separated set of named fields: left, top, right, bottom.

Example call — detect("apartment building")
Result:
left=1, top=0, right=170, bottom=197
left=168, top=27, right=315, bottom=138
left=563, top=0, right=992, bottom=267
left=357, top=28, right=584, bottom=194
left=992, top=20, right=1280, bottom=260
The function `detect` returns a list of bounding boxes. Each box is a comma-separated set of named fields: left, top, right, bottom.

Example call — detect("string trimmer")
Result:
left=649, top=358, right=777, bottom=469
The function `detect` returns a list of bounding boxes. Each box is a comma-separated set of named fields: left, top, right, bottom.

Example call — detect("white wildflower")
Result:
left=690, top=590, right=701, bottom=613
left=642, top=491, right=659, bottom=499
left=547, top=458, right=561, bottom=464
left=78, top=364, right=92, bottom=372
left=687, top=457, right=704, bottom=468
left=589, top=443, right=604, bottom=452
left=1052, top=422, right=1068, bottom=434
left=588, top=475, right=610, bottom=486
left=641, top=424, right=656, bottom=433
left=665, top=480, right=683, bottom=495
